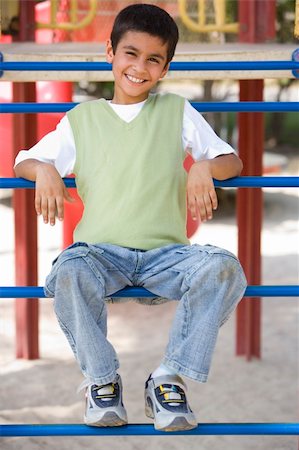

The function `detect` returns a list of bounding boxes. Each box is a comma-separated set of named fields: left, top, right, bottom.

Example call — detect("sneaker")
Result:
left=84, top=374, right=128, bottom=427
left=145, top=374, right=198, bottom=432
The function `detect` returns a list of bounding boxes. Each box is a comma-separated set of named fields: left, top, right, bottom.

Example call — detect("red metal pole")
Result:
left=236, top=0, right=275, bottom=360
left=13, top=0, right=39, bottom=359
left=239, top=0, right=276, bottom=43
left=236, top=81, right=263, bottom=359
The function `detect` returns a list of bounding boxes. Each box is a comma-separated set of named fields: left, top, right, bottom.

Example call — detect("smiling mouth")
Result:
left=125, top=74, right=146, bottom=84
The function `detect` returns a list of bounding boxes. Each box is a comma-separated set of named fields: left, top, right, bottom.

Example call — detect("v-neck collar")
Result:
left=98, top=95, right=155, bottom=128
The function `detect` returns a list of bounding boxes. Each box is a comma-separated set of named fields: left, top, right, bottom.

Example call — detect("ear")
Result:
left=160, top=62, right=170, bottom=80
left=106, top=39, right=114, bottom=63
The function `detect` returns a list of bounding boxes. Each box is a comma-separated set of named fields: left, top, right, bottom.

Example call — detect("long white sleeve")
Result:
left=14, top=115, right=76, bottom=177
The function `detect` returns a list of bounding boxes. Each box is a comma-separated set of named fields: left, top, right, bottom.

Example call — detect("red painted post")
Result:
left=236, top=0, right=275, bottom=359
left=238, top=0, right=275, bottom=43
left=13, top=0, right=39, bottom=359
left=236, top=81, right=263, bottom=359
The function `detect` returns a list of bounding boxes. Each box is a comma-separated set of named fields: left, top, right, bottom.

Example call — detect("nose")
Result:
left=132, top=57, right=147, bottom=74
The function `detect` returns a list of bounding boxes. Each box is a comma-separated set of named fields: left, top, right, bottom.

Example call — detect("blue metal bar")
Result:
left=169, top=61, right=298, bottom=72
left=0, top=60, right=299, bottom=72
left=245, top=285, right=299, bottom=297
left=192, top=102, right=299, bottom=112
left=292, top=49, right=299, bottom=78
left=0, top=103, right=77, bottom=113
left=1, top=101, right=298, bottom=114
left=0, top=423, right=298, bottom=436
left=0, top=286, right=46, bottom=298
left=1, top=177, right=299, bottom=189
left=213, top=177, right=299, bottom=188
left=0, top=285, right=298, bottom=299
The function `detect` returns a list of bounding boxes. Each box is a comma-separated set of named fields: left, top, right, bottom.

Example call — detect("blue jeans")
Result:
left=44, top=242, right=247, bottom=385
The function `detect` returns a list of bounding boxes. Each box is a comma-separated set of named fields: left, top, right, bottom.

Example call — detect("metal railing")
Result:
left=1, top=55, right=298, bottom=439
left=0, top=60, right=299, bottom=73
left=1, top=422, right=299, bottom=436
left=1, top=101, right=299, bottom=113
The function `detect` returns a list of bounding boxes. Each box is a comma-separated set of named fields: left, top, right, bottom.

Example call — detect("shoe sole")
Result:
left=157, top=416, right=197, bottom=432
left=145, top=398, right=197, bottom=432
left=85, top=411, right=128, bottom=427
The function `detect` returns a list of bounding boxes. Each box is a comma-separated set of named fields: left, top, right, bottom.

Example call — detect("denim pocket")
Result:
left=201, top=244, right=238, bottom=260
left=51, top=242, right=91, bottom=267
left=174, top=244, right=199, bottom=254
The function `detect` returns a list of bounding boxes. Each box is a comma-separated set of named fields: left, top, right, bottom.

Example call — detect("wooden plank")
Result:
left=0, top=43, right=297, bottom=81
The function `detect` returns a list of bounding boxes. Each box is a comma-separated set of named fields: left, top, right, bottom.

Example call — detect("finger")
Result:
left=41, top=195, right=49, bottom=224
left=56, top=196, right=64, bottom=221
left=35, top=193, right=42, bottom=216
left=47, top=197, right=57, bottom=226
left=210, top=188, right=218, bottom=211
left=188, top=195, right=198, bottom=221
left=196, top=196, right=208, bottom=222
left=203, top=192, right=213, bottom=220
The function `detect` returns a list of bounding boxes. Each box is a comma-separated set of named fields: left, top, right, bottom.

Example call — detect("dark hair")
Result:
left=110, top=3, right=179, bottom=63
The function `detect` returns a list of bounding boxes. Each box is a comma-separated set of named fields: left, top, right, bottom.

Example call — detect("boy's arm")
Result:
left=187, top=153, right=243, bottom=223
left=14, top=159, right=74, bottom=226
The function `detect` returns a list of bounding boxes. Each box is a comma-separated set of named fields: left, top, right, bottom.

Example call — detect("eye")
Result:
left=126, top=51, right=136, bottom=57
left=148, top=57, right=160, bottom=64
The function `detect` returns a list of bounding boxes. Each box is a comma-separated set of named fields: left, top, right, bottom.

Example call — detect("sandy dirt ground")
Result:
left=0, top=157, right=298, bottom=450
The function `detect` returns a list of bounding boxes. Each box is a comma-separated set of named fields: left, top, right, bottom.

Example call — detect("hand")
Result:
left=187, top=160, right=218, bottom=222
left=35, top=164, right=75, bottom=226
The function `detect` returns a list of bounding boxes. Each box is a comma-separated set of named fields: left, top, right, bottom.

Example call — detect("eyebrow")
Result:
left=122, top=45, right=166, bottom=61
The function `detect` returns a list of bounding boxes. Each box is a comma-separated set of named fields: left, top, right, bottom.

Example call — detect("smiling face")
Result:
left=106, top=31, right=170, bottom=104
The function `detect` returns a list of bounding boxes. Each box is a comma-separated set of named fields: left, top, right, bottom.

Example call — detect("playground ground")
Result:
left=0, top=156, right=298, bottom=450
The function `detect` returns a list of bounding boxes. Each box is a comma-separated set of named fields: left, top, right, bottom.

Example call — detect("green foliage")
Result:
left=265, top=110, right=298, bottom=148
left=276, top=0, right=297, bottom=43
left=176, top=17, right=211, bottom=43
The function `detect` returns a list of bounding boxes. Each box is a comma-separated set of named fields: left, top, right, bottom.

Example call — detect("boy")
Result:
left=14, top=4, right=247, bottom=432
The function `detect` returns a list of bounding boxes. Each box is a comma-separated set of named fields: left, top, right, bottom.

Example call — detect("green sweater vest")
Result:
left=67, top=93, right=189, bottom=250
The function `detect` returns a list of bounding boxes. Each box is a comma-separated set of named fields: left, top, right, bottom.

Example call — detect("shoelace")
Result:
left=158, top=384, right=186, bottom=406
left=93, top=383, right=117, bottom=402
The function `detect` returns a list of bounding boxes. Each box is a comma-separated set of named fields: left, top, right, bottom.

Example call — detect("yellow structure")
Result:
left=36, top=0, right=97, bottom=31
left=295, top=0, right=299, bottom=38
left=0, top=0, right=19, bottom=35
left=178, top=0, right=239, bottom=34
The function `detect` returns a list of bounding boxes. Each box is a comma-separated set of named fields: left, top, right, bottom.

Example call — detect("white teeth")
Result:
left=126, top=74, right=144, bottom=84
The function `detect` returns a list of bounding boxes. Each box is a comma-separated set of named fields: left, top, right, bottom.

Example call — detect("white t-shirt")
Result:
left=14, top=98, right=235, bottom=177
